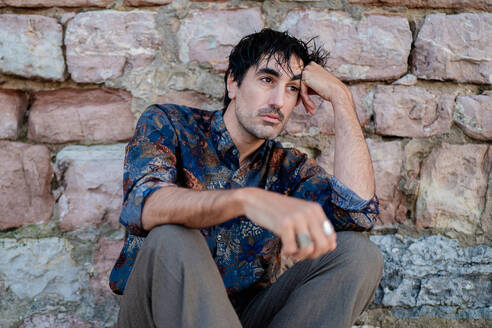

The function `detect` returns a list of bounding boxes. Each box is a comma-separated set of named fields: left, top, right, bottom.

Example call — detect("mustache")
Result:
left=257, top=107, right=285, bottom=121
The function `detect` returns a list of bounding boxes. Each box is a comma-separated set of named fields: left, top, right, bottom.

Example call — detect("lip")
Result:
left=259, top=114, right=281, bottom=124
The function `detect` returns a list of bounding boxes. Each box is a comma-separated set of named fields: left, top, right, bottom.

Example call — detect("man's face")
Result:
left=227, top=55, right=303, bottom=140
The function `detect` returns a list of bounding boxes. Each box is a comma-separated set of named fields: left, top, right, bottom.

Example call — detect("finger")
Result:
left=292, top=223, right=315, bottom=261
left=327, top=230, right=337, bottom=252
left=322, top=220, right=337, bottom=251
left=280, top=222, right=298, bottom=256
left=292, top=232, right=315, bottom=262
left=307, top=219, right=331, bottom=259
left=300, top=82, right=316, bottom=115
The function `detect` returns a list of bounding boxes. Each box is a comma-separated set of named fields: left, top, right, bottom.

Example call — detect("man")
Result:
left=110, top=29, right=382, bottom=328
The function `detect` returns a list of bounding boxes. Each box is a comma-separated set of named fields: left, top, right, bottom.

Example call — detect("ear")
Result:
left=227, top=73, right=238, bottom=100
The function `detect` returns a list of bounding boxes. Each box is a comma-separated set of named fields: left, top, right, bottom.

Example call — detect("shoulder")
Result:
left=271, top=141, right=308, bottom=163
left=139, top=104, right=215, bottom=130
left=154, top=104, right=215, bottom=128
left=271, top=141, right=326, bottom=177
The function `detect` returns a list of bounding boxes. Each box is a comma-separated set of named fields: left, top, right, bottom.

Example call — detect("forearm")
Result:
left=332, top=94, right=375, bottom=200
left=141, top=186, right=245, bottom=231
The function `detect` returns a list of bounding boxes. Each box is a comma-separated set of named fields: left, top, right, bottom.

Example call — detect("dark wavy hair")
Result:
left=223, top=28, right=328, bottom=110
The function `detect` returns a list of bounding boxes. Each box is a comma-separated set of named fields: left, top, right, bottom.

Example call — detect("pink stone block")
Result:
left=416, top=143, right=491, bottom=234
left=0, top=89, right=28, bottom=139
left=65, top=10, right=163, bottom=83
left=349, top=0, right=492, bottom=11
left=366, top=139, right=406, bottom=225
left=412, top=13, right=492, bottom=84
left=280, top=11, right=412, bottom=81
left=454, top=91, right=492, bottom=141
left=178, top=9, right=264, bottom=71
left=28, top=88, right=134, bottom=144
left=55, top=144, right=125, bottom=232
left=125, top=0, right=172, bottom=5
left=0, top=141, right=54, bottom=230
left=2, top=0, right=112, bottom=7
left=91, top=236, right=124, bottom=297
left=0, top=14, right=65, bottom=80
left=374, top=85, right=454, bottom=137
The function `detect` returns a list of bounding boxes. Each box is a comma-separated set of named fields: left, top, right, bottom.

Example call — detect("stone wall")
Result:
left=0, top=0, right=490, bottom=327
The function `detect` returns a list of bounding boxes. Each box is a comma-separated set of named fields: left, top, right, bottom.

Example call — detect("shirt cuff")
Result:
left=329, top=176, right=379, bottom=214
left=120, top=180, right=176, bottom=236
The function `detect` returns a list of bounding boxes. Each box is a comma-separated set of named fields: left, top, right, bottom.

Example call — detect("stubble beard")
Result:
left=235, top=103, right=284, bottom=140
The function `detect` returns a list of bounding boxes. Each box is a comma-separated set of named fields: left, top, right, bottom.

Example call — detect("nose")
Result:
left=268, top=85, right=285, bottom=109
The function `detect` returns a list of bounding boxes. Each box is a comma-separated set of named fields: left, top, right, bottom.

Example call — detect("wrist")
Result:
left=232, top=187, right=253, bottom=216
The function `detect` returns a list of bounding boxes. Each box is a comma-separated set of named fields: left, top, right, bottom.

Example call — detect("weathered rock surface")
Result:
left=20, top=313, right=92, bottom=328
left=0, top=0, right=112, bottom=6
left=416, top=143, right=491, bottom=234
left=284, top=85, right=371, bottom=136
left=366, top=139, right=405, bottom=225
left=55, top=144, right=125, bottom=232
left=482, top=167, right=492, bottom=242
left=350, top=84, right=373, bottom=127
left=349, top=0, right=492, bottom=10
left=125, top=0, right=172, bottom=5
left=412, top=13, right=492, bottom=84
left=374, top=85, right=454, bottom=137
left=280, top=11, right=411, bottom=81
left=454, top=91, right=492, bottom=141
left=65, top=10, right=163, bottom=83
left=316, top=138, right=336, bottom=174
left=285, top=97, right=335, bottom=136
left=0, top=89, right=28, bottom=139
left=0, top=14, right=65, bottom=81
left=401, top=138, right=433, bottom=196
left=177, top=9, right=264, bottom=71
left=392, top=74, right=417, bottom=86
left=28, top=88, right=134, bottom=144
left=156, top=89, right=214, bottom=111
left=91, top=237, right=124, bottom=297
left=0, top=141, right=53, bottom=230
left=0, top=238, right=81, bottom=300
left=371, top=234, right=492, bottom=318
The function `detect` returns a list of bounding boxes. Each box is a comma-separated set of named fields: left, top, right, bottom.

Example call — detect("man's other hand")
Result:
left=300, top=62, right=353, bottom=115
left=238, top=187, right=337, bottom=261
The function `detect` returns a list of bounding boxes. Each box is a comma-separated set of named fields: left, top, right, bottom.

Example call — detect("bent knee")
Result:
left=336, top=231, right=383, bottom=281
left=144, top=224, right=205, bottom=254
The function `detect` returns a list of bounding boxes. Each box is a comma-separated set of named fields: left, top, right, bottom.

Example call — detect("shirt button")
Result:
left=217, top=234, right=222, bottom=241
left=232, top=149, right=238, bottom=156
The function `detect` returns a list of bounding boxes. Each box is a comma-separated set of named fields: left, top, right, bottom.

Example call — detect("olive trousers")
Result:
left=116, top=224, right=383, bottom=328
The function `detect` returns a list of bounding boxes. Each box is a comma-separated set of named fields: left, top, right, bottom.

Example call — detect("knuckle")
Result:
left=279, top=220, right=293, bottom=232
left=318, top=238, right=329, bottom=251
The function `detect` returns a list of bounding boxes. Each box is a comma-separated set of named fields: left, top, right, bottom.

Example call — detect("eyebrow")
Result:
left=257, top=68, right=302, bottom=81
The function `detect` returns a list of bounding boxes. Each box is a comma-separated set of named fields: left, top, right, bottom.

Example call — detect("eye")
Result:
left=288, top=85, right=300, bottom=92
left=260, top=76, right=273, bottom=83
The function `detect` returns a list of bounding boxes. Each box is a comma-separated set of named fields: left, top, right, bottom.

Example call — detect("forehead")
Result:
left=254, top=54, right=304, bottom=78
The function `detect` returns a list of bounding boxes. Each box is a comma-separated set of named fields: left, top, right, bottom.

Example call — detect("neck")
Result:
left=223, top=102, right=265, bottom=164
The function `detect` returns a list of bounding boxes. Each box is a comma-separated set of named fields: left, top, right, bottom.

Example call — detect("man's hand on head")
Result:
left=237, top=187, right=337, bottom=262
left=300, top=62, right=354, bottom=115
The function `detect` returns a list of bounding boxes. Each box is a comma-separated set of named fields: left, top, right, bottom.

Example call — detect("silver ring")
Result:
left=296, top=233, right=313, bottom=249
left=323, top=221, right=333, bottom=236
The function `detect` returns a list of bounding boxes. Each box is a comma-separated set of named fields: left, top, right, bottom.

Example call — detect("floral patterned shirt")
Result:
left=109, top=104, right=379, bottom=310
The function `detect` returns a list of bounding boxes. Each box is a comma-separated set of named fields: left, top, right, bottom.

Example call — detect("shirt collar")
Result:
left=211, top=110, right=237, bottom=161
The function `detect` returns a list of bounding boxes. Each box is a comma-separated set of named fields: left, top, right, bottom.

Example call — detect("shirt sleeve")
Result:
left=289, top=155, right=379, bottom=231
left=119, top=105, right=179, bottom=236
